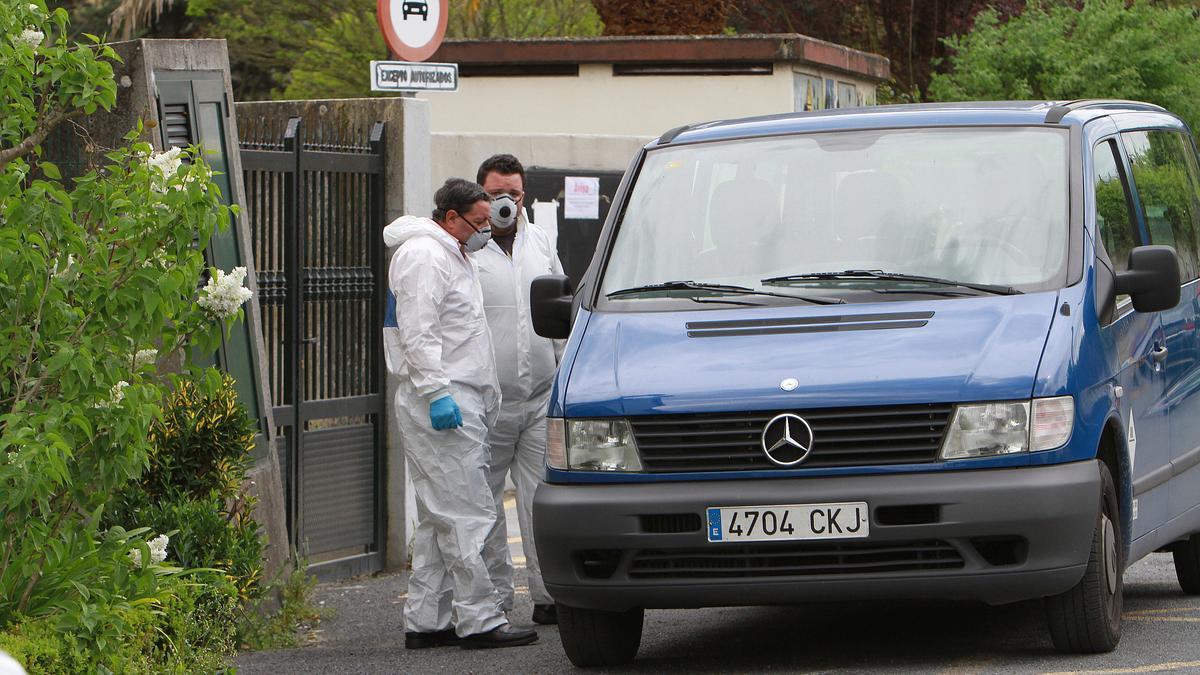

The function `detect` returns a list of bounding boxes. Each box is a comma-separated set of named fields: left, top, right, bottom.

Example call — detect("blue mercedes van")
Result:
left=529, top=100, right=1200, bottom=667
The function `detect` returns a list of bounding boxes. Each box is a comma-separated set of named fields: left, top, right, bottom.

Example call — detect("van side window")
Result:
left=1093, top=140, right=1137, bottom=273
left=1122, top=129, right=1200, bottom=281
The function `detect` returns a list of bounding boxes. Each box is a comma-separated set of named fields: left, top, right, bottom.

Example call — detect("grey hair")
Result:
left=432, top=178, right=489, bottom=222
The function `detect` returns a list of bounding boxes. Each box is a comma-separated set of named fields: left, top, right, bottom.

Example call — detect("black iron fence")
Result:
left=238, top=114, right=387, bottom=578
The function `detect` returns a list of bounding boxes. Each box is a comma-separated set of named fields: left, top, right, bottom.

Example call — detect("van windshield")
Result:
left=600, top=127, right=1070, bottom=303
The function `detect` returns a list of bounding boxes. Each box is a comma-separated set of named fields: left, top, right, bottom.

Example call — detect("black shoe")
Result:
left=405, top=628, right=460, bottom=649
left=459, top=624, right=538, bottom=649
left=532, top=603, right=558, bottom=625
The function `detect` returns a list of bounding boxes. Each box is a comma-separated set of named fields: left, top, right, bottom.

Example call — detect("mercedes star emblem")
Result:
left=760, top=413, right=814, bottom=466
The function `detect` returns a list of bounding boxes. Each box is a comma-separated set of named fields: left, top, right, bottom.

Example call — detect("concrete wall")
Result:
left=431, top=131, right=652, bottom=188
left=419, top=63, right=880, bottom=137
left=421, top=64, right=788, bottom=136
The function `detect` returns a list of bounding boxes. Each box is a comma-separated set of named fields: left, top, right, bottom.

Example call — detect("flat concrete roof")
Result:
left=428, top=34, right=890, bottom=81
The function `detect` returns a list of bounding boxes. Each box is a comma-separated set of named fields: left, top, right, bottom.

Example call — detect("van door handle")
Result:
left=1151, top=345, right=1169, bottom=363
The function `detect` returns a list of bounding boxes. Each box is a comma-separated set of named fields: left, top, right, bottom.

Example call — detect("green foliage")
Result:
left=0, top=0, right=249, bottom=665
left=110, top=494, right=265, bottom=603
left=141, top=374, right=258, bottom=503
left=282, top=6, right=385, bottom=101
left=237, top=563, right=326, bottom=651
left=182, top=0, right=602, bottom=100
left=449, top=0, right=603, bottom=39
left=108, top=374, right=266, bottom=604
left=929, top=0, right=1200, bottom=131
left=183, top=0, right=358, bottom=101
left=151, top=583, right=241, bottom=673
left=0, top=585, right=241, bottom=673
left=1, top=2, right=117, bottom=156
left=0, top=615, right=91, bottom=673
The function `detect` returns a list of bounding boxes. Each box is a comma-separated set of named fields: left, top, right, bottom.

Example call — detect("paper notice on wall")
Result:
left=531, top=199, right=560, bottom=251
left=564, top=176, right=600, bottom=220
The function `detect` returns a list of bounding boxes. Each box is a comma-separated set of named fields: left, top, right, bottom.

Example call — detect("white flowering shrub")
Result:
left=198, top=266, right=254, bottom=320
left=128, top=534, right=170, bottom=568
left=0, top=1, right=254, bottom=665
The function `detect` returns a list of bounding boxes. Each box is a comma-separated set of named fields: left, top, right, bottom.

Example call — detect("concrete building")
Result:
left=423, top=33, right=889, bottom=136
left=423, top=33, right=890, bottom=184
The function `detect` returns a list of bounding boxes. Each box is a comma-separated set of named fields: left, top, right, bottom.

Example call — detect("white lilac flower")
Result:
left=141, top=248, right=169, bottom=269
left=96, top=380, right=129, bottom=409
left=52, top=254, right=78, bottom=282
left=128, top=534, right=168, bottom=568
left=17, top=28, right=43, bottom=49
left=147, top=534, right=169, bottom=564
left=147, top=147, right=184, bottom=191
left=197, top=266, right=253, bottom=320
left=134, top=348, right=157, bottom=368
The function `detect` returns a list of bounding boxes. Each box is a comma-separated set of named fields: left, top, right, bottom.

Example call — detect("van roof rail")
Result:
left=657, top=124, right=693, bottom=145
left=1044, top=99, right=1167, bottom=124
left=657, top=119, right=730, bottom=145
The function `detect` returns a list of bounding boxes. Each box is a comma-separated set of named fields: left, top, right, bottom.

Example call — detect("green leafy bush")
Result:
left=0, top=585, right=242, bottom=674
left=0, top=616, right=90, bottom=673
left=929, top=0, right=1200, bottom=132
left=0, top=0, right=252, bottom=668
left=101, top=375, right=267, bottom=669
left=129, top=374, right=259, bottom=504
left=237, top=564, right=326, bottom=651
left=109, top=374, right=266, bottom=604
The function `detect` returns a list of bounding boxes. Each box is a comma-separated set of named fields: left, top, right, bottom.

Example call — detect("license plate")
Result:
left=706, top=502, right=869, bottom=543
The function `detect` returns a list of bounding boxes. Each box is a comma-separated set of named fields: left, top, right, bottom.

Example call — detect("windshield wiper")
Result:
left=606, top=280, right=845, bottom=305
left=761, top=270, right=1022, bottom=296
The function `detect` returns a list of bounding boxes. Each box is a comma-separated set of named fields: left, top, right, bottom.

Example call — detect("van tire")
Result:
left=557, top=604, right=643, bottom=667
left=1044, top=461, right=1123, bottom=654
left=1173, top=534, right=1200, bottom=594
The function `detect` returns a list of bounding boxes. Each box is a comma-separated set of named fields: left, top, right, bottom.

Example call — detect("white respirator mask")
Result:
left=490, top=194, right=518, bottom=230
left=462, top=224, right=492, bottom=253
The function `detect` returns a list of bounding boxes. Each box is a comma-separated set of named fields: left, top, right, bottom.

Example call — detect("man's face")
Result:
left=445, top=200, right=492, bottom=245
left=482, top=171, right=525, bottom=212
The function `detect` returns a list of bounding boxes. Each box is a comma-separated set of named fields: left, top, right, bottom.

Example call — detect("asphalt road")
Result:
left=234, top=549, right=1199, bottom=674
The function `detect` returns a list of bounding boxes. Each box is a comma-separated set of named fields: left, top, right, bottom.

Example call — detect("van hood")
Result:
left=562, top=293, right=1061, bottom=417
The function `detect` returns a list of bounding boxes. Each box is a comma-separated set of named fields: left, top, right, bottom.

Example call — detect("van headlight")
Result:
left=546, top=418, right=643, bottom=471
left=940, top=396, right=1074, bottom=460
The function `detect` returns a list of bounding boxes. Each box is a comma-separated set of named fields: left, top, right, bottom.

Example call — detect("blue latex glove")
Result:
left=429, top=394, right=463, bottom=430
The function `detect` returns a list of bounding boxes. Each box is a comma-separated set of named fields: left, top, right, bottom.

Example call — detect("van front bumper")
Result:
left=533, top=460, right=1100, bottom=610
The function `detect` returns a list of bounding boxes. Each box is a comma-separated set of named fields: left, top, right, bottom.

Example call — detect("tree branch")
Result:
left=0, top=109, right=86, bottom=173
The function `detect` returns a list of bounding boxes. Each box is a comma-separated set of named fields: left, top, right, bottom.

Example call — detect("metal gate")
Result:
left=238, top=115, right=387, bottom=579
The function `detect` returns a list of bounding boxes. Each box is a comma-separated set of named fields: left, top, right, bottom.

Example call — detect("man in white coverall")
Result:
left=474, top=155, right=564, bottom=626
left=384, top=178, right=538, bottom=650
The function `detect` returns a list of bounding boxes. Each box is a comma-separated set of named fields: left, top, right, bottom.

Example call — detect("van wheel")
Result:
left=1044, top=462, right=1123, bottom=653
left=557, top=604, right=643, bottom=667
left=1173, top=534, right=1200, bottom=594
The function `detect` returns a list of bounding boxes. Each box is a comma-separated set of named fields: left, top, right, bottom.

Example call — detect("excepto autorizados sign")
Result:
left=370, top=61, right=458, bottom=92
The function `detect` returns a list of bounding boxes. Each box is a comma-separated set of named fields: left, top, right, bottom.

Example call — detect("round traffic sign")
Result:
left=377, top=0, right=448, bottom=62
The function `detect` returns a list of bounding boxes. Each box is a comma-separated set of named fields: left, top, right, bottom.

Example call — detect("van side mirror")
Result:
left=531, top=274, right=574, bottom=339
left=1116, top=245, right=1181, bottom=313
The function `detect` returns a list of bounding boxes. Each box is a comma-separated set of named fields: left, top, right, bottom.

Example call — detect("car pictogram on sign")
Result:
left=377, top=0, right=446, bottom=61
left=402, top=1, right=428, bottom=20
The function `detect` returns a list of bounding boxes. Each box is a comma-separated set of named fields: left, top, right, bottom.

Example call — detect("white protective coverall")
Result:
left=475, top=211, right=564, bottom=609
left=383, top=215, right=506, bottom=637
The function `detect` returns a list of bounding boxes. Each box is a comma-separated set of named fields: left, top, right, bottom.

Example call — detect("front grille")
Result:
left=629, top=539, right=963, bottom=579
left=629, top=404, right=953, bottom=472
left=640, top=513, right=704, bottom=533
